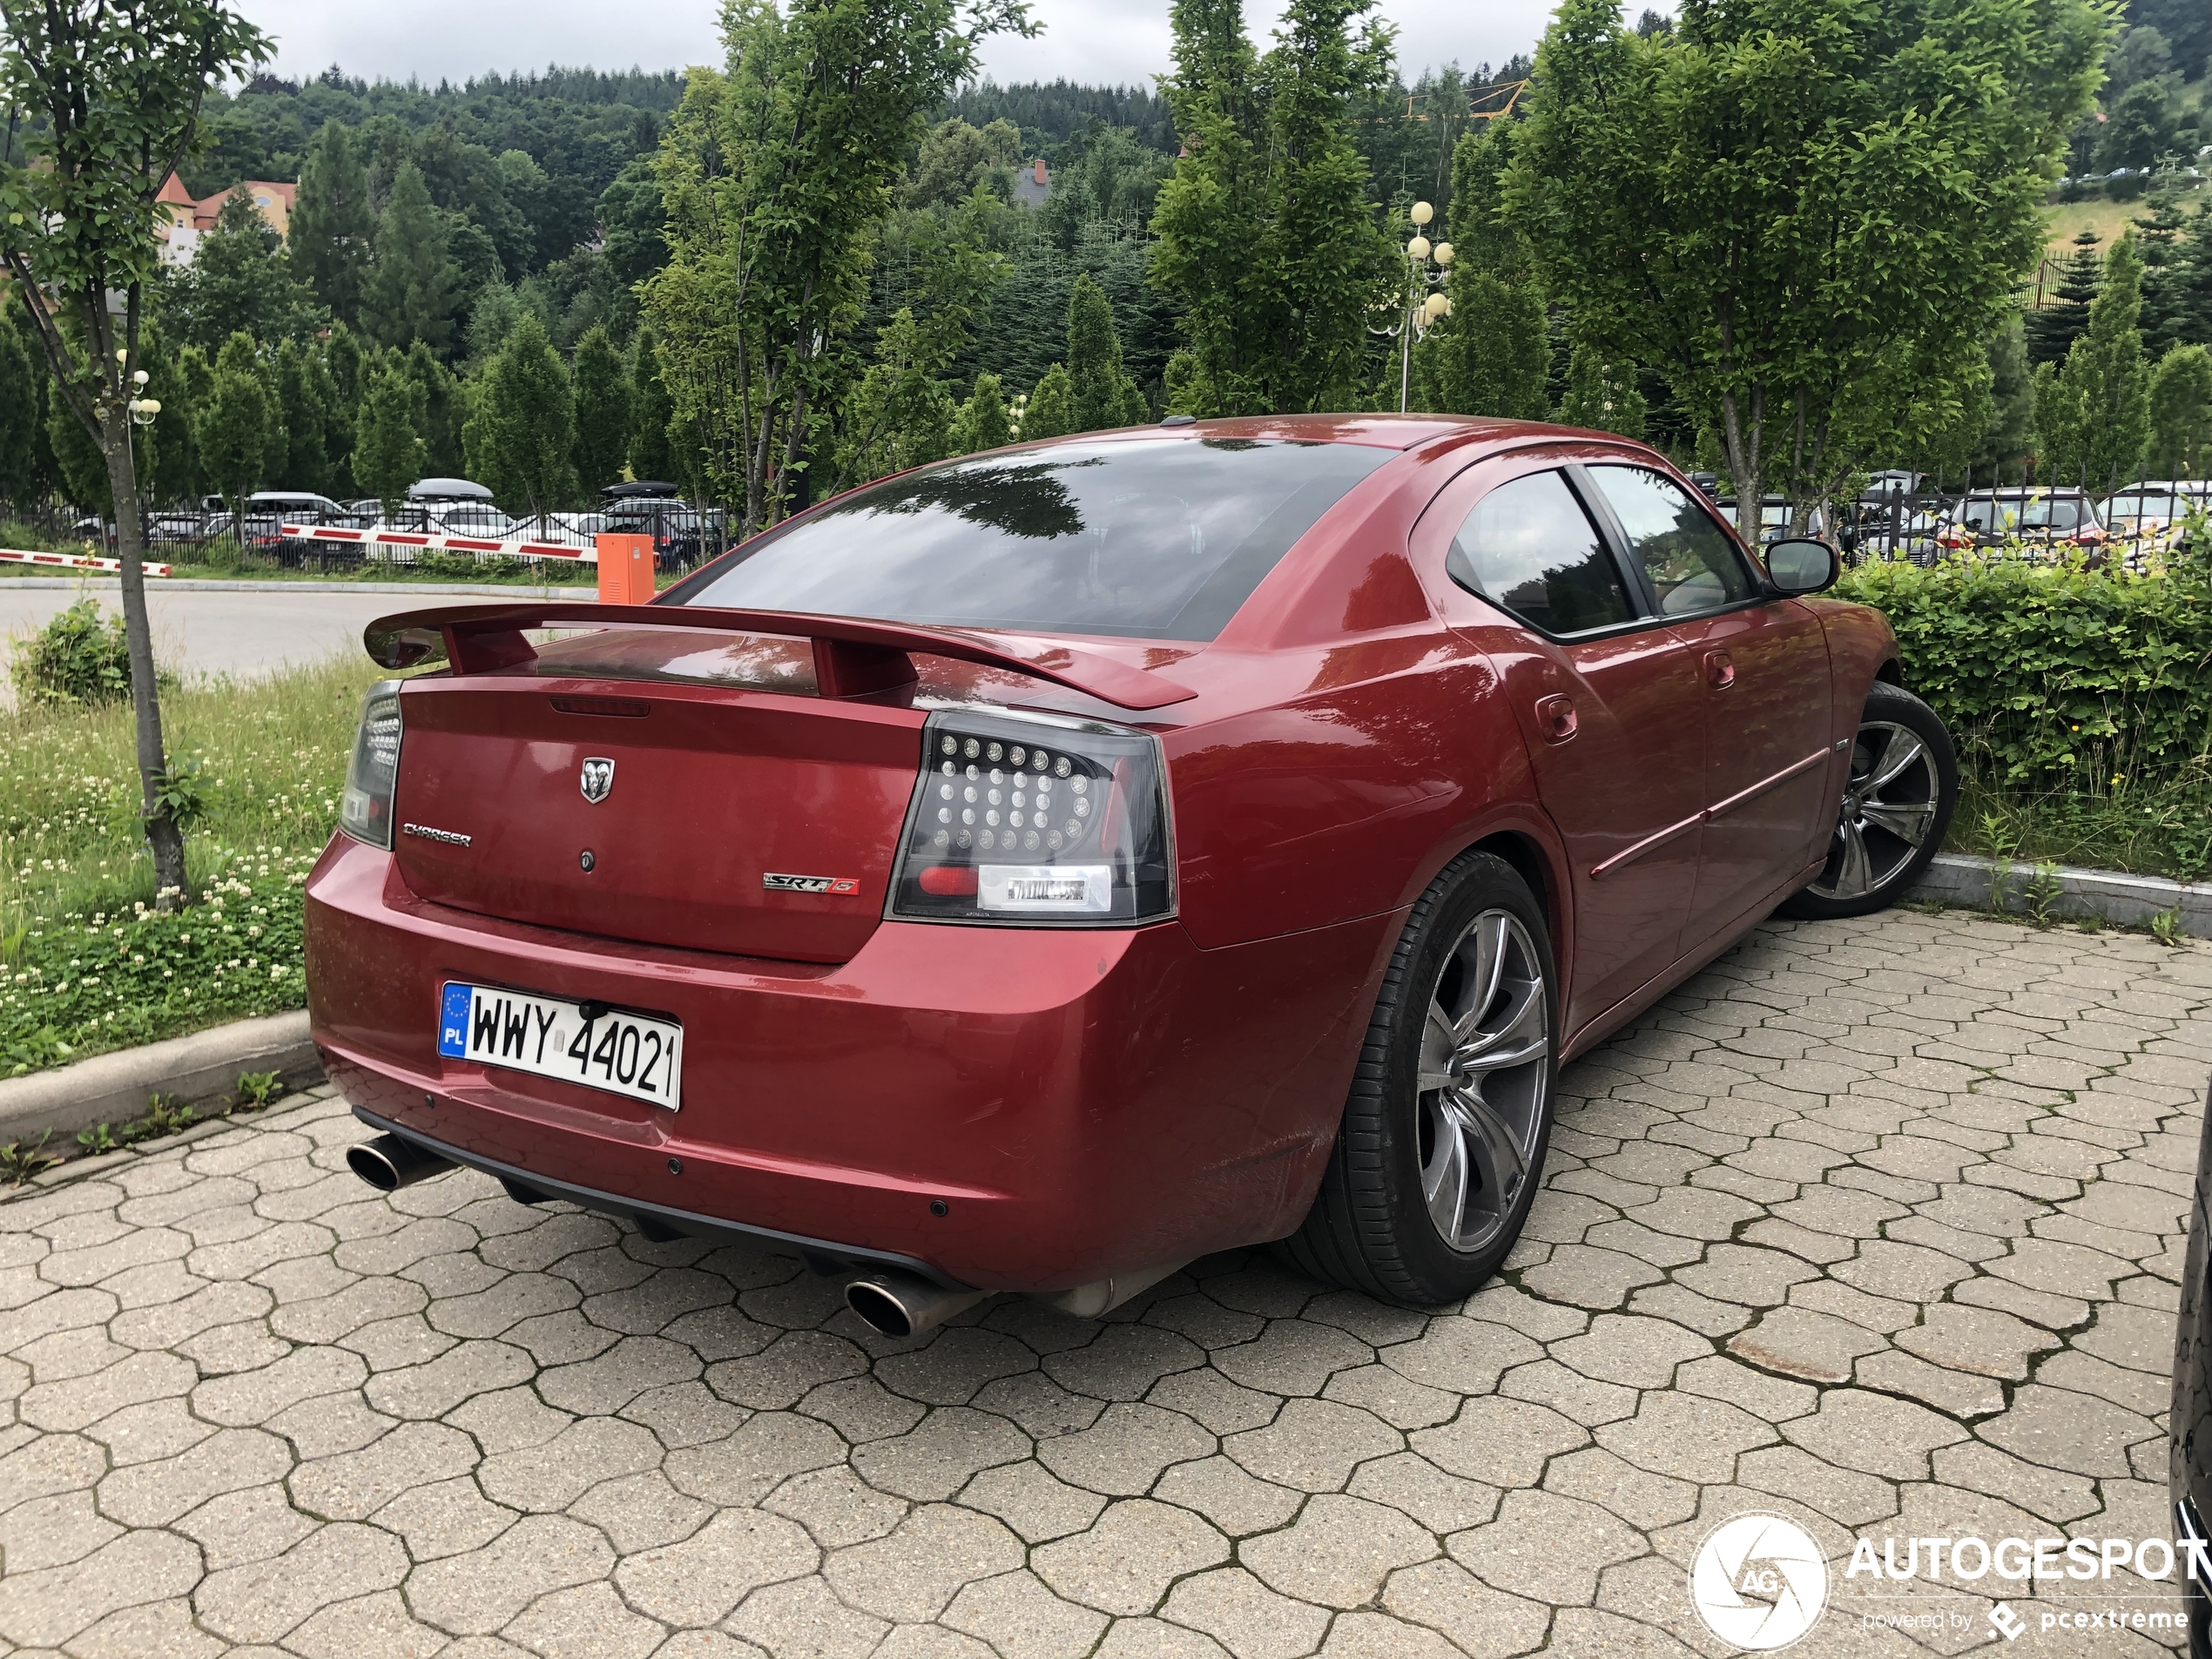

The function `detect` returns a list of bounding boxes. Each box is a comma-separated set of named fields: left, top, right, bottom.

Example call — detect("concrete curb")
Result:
left=1, top=578, right=593, bottom=597
left=0, top=1011, right=320, bottom=1146
left=1909, top=851, right=2212, bottom=935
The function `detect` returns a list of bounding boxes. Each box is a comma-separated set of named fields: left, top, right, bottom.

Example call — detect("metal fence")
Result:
left=1799, top=465, right=2206, bottom=572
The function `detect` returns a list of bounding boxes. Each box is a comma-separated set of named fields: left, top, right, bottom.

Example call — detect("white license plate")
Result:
left=437, top=982, right=683, bottom=1110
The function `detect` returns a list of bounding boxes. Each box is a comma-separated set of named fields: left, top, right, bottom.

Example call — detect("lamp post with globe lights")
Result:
left=124, top=358, right=160, bottom=537
left=1372, top=200, right=1453, bottom=415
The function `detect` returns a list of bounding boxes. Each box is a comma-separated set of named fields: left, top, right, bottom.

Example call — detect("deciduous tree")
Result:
left=1555, top=341, right=1647, bottom=439
left=161, top=186, right=321, bottom=350
left=834, top=308, right=959, bottom=483
left=324, top=321, right=366, bottom=488
left=644, top=0, right=1035, bottom=532
left=1150, top=0, right=1397, bottom=415
left=1507, top=0, right=2109, bottom=521
left=0, top=0, right=268, bottom=901
left=1418, top=122, right=1548, bottom=419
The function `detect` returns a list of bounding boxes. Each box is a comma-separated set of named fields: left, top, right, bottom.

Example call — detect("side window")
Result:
left=1589, top=467, right=1757, bottom=617
left=1445, top=470, right=1636, bottom=636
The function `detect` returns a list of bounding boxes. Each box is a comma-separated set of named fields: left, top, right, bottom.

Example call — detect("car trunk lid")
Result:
left=391, top=668, right=923, bottom=965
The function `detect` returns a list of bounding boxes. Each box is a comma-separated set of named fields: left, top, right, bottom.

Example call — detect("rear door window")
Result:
left=1588, top=467, right=1757, bottom=617
left=1444, top=469, right=1637, bottom=635
left=676, top=437, right=1390, bottom=641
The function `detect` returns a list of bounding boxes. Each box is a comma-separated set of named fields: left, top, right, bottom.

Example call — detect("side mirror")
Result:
left=1765, top=537, right=1838, bottom=596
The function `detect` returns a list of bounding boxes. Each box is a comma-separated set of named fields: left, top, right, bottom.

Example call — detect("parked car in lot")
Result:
left=2169, top=1071, right=2212, bottom=1656
left=2101, top=480, right=2209, bottom=560
left=1838, top=495, right=1946, bottom=565
left=244, top=491, right=351, bottom=538
left=1938, top=487, right=2109, bottom=555
left=142, top=510, right=208, bottom=547
left=1719, top=496, right=1827, bottom=543
left=432, top=504, right=522, bottom=541
left=311, top=415, right=1955, bottom=1329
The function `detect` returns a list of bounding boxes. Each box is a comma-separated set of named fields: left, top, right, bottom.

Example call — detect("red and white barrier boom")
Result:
left=279, top=524, right=596, bottom=563
left=1, top=548, right=173, bottom=575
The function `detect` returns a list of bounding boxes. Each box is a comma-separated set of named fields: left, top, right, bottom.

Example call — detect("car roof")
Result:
left=1025, top=413, right=1606, bottom=455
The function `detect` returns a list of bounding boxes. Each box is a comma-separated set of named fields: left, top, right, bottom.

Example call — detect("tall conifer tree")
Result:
left=363, top=161, right=458, bottom=353
left=291, top=121, right=375, bottom=327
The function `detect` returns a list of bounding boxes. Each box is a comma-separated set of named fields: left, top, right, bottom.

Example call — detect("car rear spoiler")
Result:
left=362, top=602, right=1198, bottom=711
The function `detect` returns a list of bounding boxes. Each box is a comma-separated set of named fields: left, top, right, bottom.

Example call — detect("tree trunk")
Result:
left=98, top=407, right=188, bottom=908
left=1717, top=386, right=1765, bottom=539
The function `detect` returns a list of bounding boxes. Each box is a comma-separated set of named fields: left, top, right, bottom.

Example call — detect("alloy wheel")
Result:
left=1807, top=719, right=1939, bottom=901
left=1414, top=909, right=1550, bottom=1253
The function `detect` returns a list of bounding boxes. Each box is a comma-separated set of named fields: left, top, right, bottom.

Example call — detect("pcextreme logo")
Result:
left=1691, top=1514, right=1830, bottom=1651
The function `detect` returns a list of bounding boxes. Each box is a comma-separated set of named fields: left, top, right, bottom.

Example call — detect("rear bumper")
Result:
left=306, top=835, right=1396, bottom=1291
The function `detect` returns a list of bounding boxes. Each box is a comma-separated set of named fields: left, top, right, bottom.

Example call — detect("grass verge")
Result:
left=1947, top=765, right=2212, bottom=883
left=0, top=655, right=382, bottom=1076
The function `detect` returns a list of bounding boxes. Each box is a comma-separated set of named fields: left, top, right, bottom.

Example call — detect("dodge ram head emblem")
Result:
left=579, top=758, right=616, bottom=804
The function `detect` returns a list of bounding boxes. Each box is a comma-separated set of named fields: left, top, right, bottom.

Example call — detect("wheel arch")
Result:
left=1453, top=822, right=1574, bottom=1003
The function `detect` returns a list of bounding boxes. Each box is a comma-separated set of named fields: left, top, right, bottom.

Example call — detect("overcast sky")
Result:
left=241, top=0, right=1564, bottom=93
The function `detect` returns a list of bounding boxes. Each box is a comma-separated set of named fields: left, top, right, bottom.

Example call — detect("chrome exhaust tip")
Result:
left=347, top=1132, right=455, bottom=1193
left=844, top=1270, right=987, bottom=1339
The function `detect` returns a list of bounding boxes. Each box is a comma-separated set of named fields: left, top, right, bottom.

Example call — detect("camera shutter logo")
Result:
left=580, top=758, right=615, bottom=804
left=1690, top=1513, right=1829, bottom=1650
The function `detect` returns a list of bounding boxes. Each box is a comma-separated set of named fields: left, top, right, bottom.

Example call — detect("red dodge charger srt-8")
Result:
left=308, top=414, right=1956, bottom=1335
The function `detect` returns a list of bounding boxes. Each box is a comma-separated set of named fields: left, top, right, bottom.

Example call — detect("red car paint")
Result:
left=306, top=415, right=1898, bottom=1293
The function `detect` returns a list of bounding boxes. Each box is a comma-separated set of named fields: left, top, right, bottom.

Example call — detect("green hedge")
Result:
left=1834, top=556, right=2212, bottom=792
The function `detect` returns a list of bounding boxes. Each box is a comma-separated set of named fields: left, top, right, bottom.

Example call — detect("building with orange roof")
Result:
left=155, top=174, right=297, bottom=266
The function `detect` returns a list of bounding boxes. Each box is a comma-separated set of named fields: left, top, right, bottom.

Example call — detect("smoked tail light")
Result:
left=339, top=680, right=404, bottom=850
left=888, top=709, right=1175, bottom=927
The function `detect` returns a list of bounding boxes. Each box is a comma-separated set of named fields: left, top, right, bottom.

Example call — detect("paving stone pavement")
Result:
left=1, top=907, right=2209, bottom=1659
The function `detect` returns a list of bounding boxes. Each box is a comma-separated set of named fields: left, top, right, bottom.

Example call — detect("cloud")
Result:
left=243, top=0, right=1558, bottom=93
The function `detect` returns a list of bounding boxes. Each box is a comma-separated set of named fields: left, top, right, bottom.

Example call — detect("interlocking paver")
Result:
left=0, top=910, right=2199, bottom=1656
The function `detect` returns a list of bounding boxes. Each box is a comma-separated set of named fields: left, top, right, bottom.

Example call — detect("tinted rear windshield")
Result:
left=676, top=437, right=1391, bottom=641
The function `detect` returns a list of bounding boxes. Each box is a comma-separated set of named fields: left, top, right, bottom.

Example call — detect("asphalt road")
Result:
left=0, top=585, right=395, bottom=687
left=0, top=582, right=583, bottom=699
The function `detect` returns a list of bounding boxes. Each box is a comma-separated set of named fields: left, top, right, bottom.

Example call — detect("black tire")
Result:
left=1777, top=680, right=1957, bottom=921
left=1280, top=849, right=1557, bottom=1305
